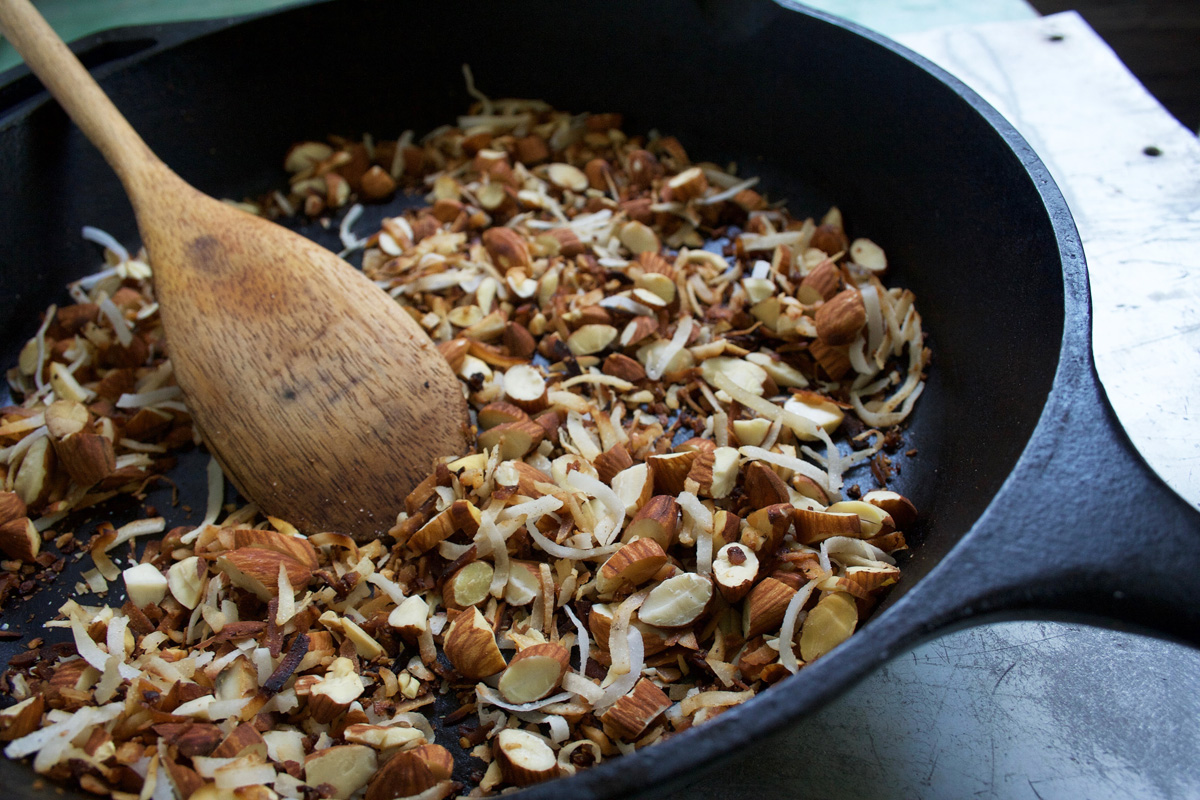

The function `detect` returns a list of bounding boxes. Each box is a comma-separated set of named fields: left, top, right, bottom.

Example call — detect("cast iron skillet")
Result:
left=1, top=1, right=1198, bottom=798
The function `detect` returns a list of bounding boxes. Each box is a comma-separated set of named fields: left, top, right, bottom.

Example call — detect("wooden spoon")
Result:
left=0, top=0, right=470, bottom=537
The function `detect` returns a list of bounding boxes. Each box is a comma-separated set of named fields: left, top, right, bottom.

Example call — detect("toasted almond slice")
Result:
left=781, top=391, right=845, bottom=441
left=567, top=324, right=619, bottom=357
left=799, top=591, right=858, bottom=661
left=504, top=560, right=541, bottom=606
left=546, top=162, right=589, bottom=192
left=168, top=556, right=206, bottom=609
left=618, top=220, right=660, bottom=255
left=498, top=642, right=570, bottom=704
left=344, top=723, right=425, bottom=752
left=825, top=500, right=895, bottom=537
left=493, top=728, right=560, bottom=787
left=443, top=560, right=494, bottom=610
left=304, top=744, right=377, bottom=800
left=309, top=657, right=366, bottom=724
left=638, top=573, right=712, bottom=628
left=850, top=238, right=887, bottom=272
left=699, top=357, right=767, bottom=400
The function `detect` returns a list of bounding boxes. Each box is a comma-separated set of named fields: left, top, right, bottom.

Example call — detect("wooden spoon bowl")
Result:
left=0, top=0, right=470, bottom=536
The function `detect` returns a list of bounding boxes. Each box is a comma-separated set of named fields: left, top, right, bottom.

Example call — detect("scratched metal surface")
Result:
left=669, top=622, right=1200, bottom=799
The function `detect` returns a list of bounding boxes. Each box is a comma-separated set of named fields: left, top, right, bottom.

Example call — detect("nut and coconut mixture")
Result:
left=0, top=82, right=928, bottom=799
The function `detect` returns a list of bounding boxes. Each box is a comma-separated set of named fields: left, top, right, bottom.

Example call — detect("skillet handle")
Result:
left=892, top=343, right=1200, bottom=646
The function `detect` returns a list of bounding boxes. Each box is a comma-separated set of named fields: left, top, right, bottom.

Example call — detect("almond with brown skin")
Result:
left=212, top=722, right=267, bottom=759
left=0, top=695, right=43, bottom=741
left=360, top=165, right=397, bottom=201
left=588, top=604, right=670, bottom=656
left=405, top=499, right=482, bottom=556
left=514, top=134, right=550, bottom=165
left=308, top=657, right=366, bottom=724
left=365, top=744, right=454, bottom=800
left=595, top=538, right=668, bottom=595
left=663, top=166, right=708, bottom=203
left=584, top=158, right=613, bottom=191
left=216, top=547, right=312, bottom=601
left=476, top=401, right=530, bottom=431
left=493, top=728, right=560, bottom=787
left=815, top=288, right=866, bottom=346
left=53, top=432, right=116, bottom=487
left=862, top=489, right=918, bottom=529
left=713, top=543, right=759, bottom=602
left=808, top=338, right=852, bottom=381
left=0, top=517, right=40, bottom=562
left=593, top=443, right=634, bottom=485
left=230, top=528, right=319, bottom=569
left=437, top=338, right=470, bottom=372
left=743, top=576, right=798, bottom=638
left=810, top=223, right=849, bottom=257
left=443, top=606, right=506, bottom=680
left=503, top=321, right=538, bottom=359
left=791, top=508, right=862, bottom=545
left=482, top=227, right=532, bottom=269
left=600, top=678, right=671, bottom=741
left=476, top=418, right=545, bottom=460
left=743, top=462, right=791, bottom=508
left=544, top=226, right=585, bottom=258
left=744, top=503, right=795, bottom=554
left=622, top=495, right=680, bottom=549
left=799, top=260, right=841, bottom=302
left=0, top=491, right=26, bottom=526
left=602, top=352, right=647, bottom=383
left=647, top=451, right=696, bottom=496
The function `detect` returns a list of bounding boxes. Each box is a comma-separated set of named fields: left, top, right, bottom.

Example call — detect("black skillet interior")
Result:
left=2, top=1, right=1199, bottom=799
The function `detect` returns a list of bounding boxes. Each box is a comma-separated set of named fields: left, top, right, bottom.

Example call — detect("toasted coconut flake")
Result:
left=778, top=576, right=824, bottom=674
left=477, top=685, right=573, bottom=713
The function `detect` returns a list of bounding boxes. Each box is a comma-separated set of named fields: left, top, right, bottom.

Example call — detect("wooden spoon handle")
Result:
left=0, top=0, right=164, bottom=189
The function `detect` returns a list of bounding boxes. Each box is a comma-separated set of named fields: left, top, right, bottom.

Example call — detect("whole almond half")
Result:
left=814, top=289, right=866, bottom=346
